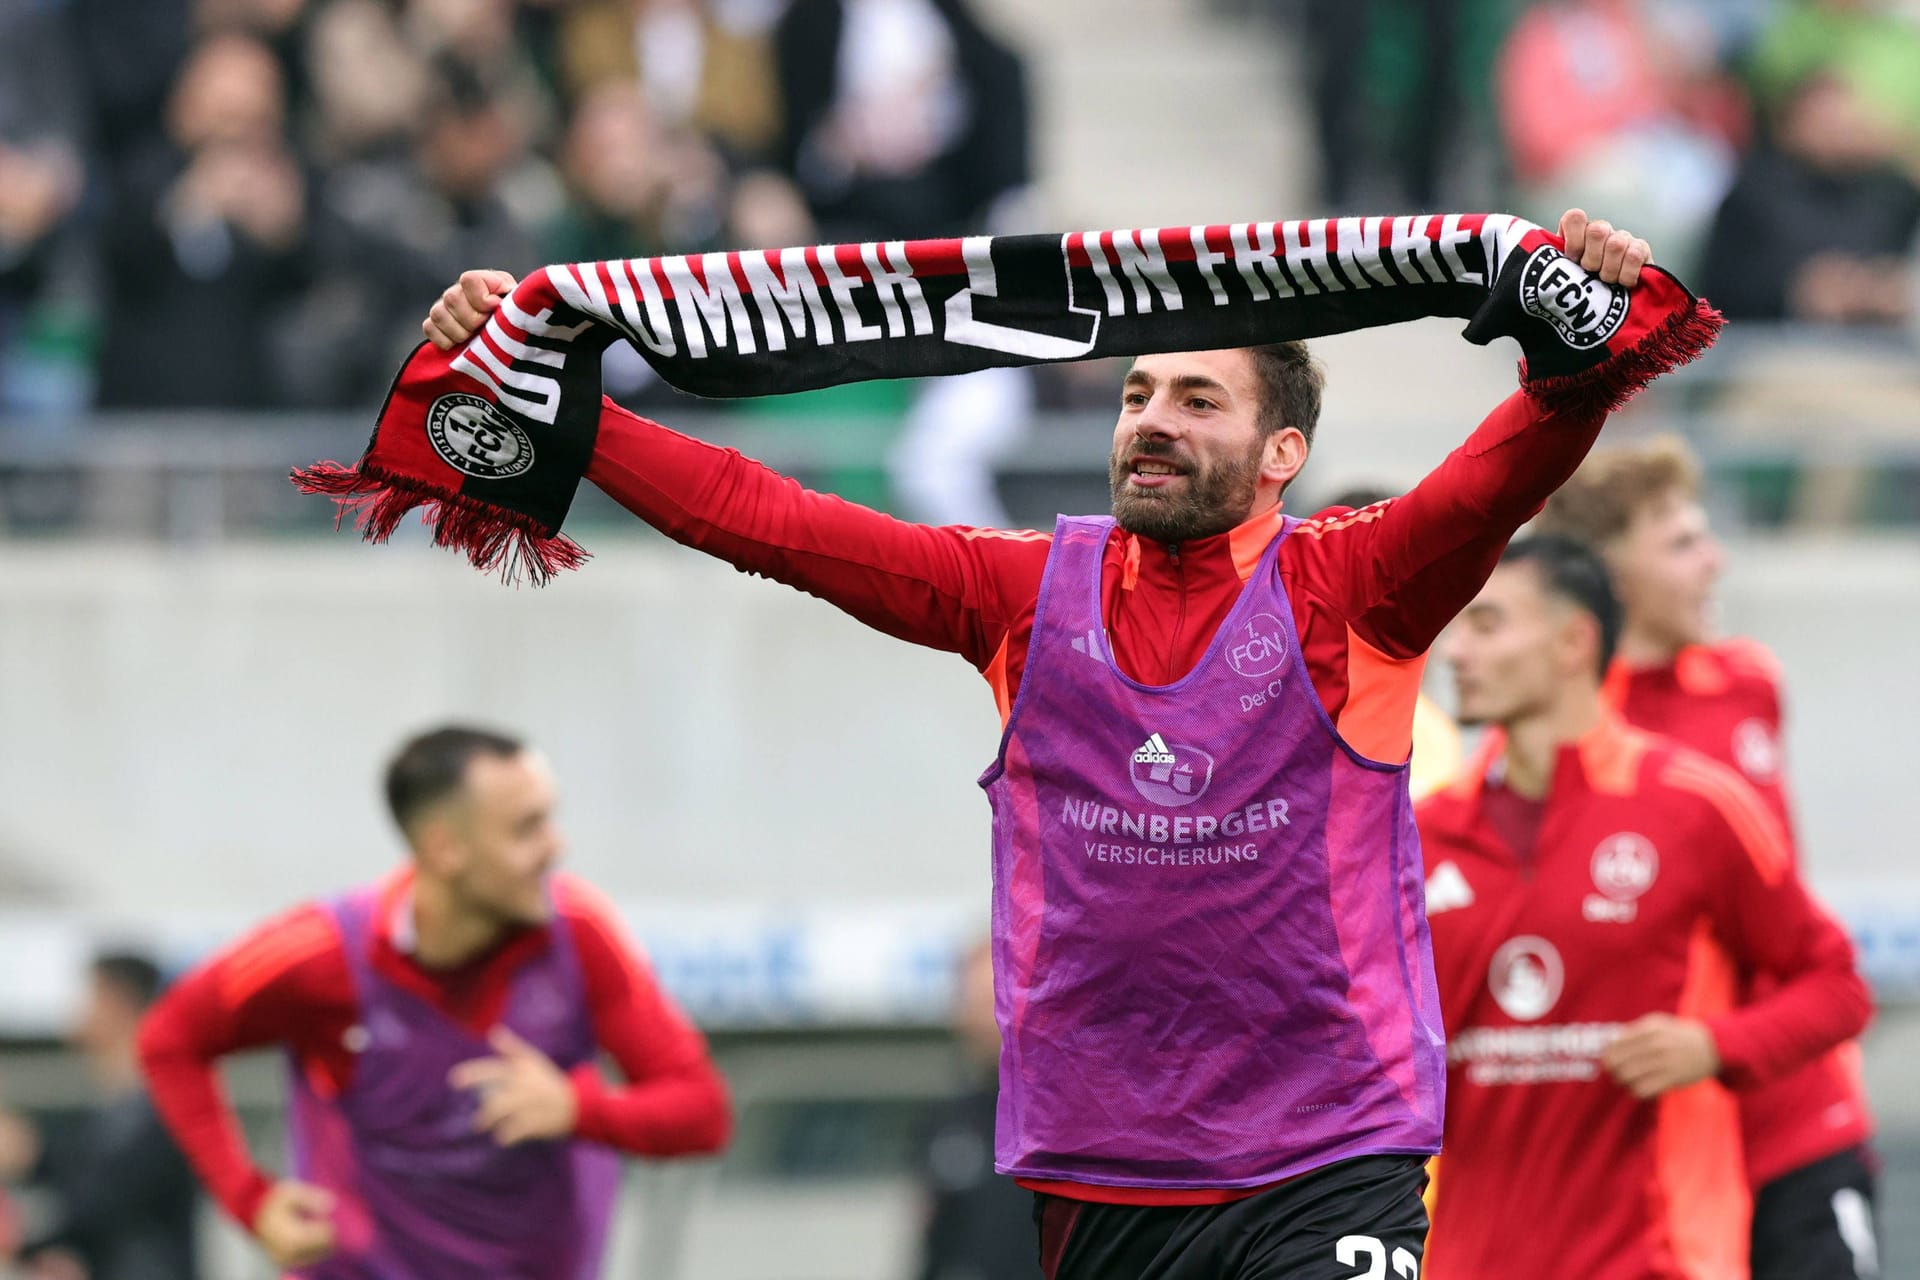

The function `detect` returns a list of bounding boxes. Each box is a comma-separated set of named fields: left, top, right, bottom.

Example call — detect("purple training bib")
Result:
left=981, top=515, right=1444, bottom=1189
left=286, top=885, right=621, bottom=1280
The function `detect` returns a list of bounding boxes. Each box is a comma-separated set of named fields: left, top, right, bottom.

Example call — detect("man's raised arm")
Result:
left=1294, top=212, right=1655, bottom=660
left=424, top=273, right=1045, bottom=671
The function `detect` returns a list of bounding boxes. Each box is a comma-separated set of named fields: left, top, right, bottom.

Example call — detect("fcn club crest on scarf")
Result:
left=1517, top=246, right=1630, bottom=349
left=427, top=394, right=537, bottom=480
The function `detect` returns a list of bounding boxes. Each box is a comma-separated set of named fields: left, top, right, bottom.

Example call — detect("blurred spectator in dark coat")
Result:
left=773, top=0, right=1031, bottom=242
left=1698, top=73, right=1920, bottom=324
left=0, top=953, right=198, bottom=1280
left=542, top=79, right=729, bottom=266
left=93, top=32, right=312, bottom=408
left=290, top=54, right=557, bottom=406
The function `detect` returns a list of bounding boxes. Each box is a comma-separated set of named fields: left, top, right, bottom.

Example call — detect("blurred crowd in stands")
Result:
left=0, top=0, right=1034, bottom=418
left=1307, top=0, right=1920, bottom=324
left=0, top=0, right=1915, bottom=521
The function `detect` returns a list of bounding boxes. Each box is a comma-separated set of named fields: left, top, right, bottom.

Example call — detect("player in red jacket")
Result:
left=1419, top=537, right=1871, bottom=1280
left=420, top=207, right=1645, bottom=1162
left=419, top=214, right=1665, bottom=1276
left=1540, top=439, right=1879, bottom=1279
left=137, top=726, right=730, bottom=1278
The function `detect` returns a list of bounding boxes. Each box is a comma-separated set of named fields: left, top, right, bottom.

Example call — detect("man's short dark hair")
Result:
left=1501, top=536, right=1622, bottom=677
left=1247, top=342, right=1325, bottom=449
left=92, top=951, right=164, bottom=1011
left=384, top=725, right=525, bottom=837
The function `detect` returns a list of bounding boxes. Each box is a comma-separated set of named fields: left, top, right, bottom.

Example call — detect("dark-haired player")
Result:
left=137, top=725, right=730, bottom=1280
left=420, top=212, right=1660, bottom=1279
left=1419, top=538, right=1871, bottom=1280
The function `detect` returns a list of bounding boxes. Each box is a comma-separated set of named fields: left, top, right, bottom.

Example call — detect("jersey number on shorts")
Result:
left=1337, top=1235, right=1419, bottom=1280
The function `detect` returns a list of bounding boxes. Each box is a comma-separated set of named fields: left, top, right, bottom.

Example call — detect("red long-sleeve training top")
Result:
left=137, top=870, right=731, bottom=1231
left=586, top=388, right=1604, bottom=759
left=581, top=385, right=1605, bottom=1204
left=1419, top=717, right=1872, bottom=1280
left=1605, top=639, right=1875, bottom=1185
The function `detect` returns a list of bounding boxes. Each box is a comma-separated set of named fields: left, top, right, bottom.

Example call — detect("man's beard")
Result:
left=1109, top=436, right=1264, bottom=545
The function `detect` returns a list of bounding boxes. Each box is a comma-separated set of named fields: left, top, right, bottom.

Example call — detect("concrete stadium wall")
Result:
left=0, top=539, right=1003, bottom=916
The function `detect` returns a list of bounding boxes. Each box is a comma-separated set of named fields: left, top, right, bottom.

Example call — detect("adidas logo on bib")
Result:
left=1132, top=733, right=1177, bottom=765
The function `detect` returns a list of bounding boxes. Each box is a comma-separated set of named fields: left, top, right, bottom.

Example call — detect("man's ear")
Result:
left=410, top=807, right=463, bottom=877
left=1262, top=427, right=1309, bottom=490
left=1559, top=609, right=1603, bottom=679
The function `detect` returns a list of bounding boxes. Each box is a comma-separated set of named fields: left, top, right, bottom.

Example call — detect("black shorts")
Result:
left=1032, top=1155, right=1430, bottom=1280
left=1751, top=1145, right=1881, bottom=1280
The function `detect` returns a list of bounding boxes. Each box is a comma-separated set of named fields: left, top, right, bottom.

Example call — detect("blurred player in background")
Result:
left=424, top=212, right=1657, bottom=1278
left=1419, top=537, right=1871, bottom=1280
left=1539, top=438, right=1879, bottom=1279
left=137, top=725, right=731, bottom=1280
left=913, top=939, right=1041, bottom=1280
left=0, top=952, right=197, bottom=1280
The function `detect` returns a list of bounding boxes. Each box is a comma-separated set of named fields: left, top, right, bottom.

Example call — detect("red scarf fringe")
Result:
left=291, top=461, right=590, bottom=586
left=1520, top=297, right=1726, bottom=418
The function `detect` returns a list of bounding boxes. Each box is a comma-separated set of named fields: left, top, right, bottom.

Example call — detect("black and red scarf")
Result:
left=296, top=213, right=1722, bottom=582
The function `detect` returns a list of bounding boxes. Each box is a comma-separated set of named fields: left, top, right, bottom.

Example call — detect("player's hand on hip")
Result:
left=1600, top=1012, right=1721, bottom=1099
left=252, top=1179, right=338, bottom=1268
left=423, top=269, right=518, bottom=351
left=450, top=1025, right=580, bottom=1146
left=1556, top=209, right=1653, bottom=289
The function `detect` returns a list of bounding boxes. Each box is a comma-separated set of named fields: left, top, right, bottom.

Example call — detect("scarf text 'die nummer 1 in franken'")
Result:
left=295, top=213, right=1723, bottom=583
